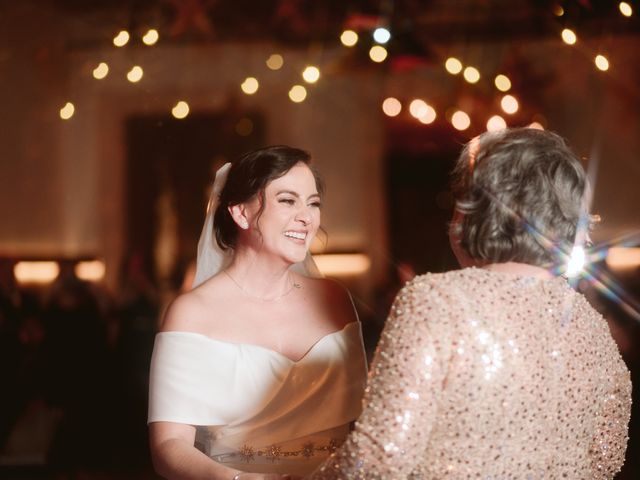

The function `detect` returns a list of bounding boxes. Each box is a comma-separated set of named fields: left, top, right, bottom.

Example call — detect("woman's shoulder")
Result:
left=160, top=276, right=228, bottom=333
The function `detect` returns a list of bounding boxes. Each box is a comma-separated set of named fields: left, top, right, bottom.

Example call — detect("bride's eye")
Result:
left=279, top=198, right=295, bottom=205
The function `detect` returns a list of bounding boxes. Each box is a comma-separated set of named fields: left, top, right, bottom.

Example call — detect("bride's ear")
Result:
left=228, top=204, right=250, bottom=230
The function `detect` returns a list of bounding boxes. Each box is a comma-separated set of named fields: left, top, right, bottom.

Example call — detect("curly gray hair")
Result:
left=450, top=127, right=592, bottom=267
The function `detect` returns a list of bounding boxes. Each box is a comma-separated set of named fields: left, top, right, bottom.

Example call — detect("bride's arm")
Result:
left=150, top=421, right=242, bottom=479
left=307, top=275, right=449, bottom=479
left=150, top=422, right=290, bottom=480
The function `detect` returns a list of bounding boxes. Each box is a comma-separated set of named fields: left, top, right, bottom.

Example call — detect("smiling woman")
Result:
left=147, top=146, right=367, bottom=480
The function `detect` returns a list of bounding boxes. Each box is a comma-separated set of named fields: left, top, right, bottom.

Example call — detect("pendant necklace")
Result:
left=223, top=269, right=301, bottom=302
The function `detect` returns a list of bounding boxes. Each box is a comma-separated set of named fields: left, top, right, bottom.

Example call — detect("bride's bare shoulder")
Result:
left=160, top=275, right=227, bottom=333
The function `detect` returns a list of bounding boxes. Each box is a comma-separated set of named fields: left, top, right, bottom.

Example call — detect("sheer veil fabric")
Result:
left=192, top=162, right=321, bottom=288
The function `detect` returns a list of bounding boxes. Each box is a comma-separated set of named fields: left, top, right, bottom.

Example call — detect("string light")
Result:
left=494, top=74, right=511, bottom=92
left=595, top=54, right=610, bottom=71
left=486, top=115, right=507, bottom=131
left=92, top=62, right=109, bottom=79
left=302, top=66, right=320, bottom=84
left=241, top=77, right=259, bottom=94
left=126, top=66, right=143, bottom=83
left=340, top=30, right=358, bottom=47
left=369, top=45, right=388, bottom=63
left=463, top=66, right=480, bottom=83
left=266, top=54, right=284, bottom=70
left=14, top=261, right=59, bottom=284
left=417, top=105, right=436, bottom=124
left=409, top=99, right=429, bottom=119
left=289, top=85, right=307, bottom=103
left=171, top=101, right=189, bottom=119
left=501, top=94, right=519, bottom=114
left=561, top=28, right=577, bottom=45
left=528, top=122, right=544, bottom=130
left=142, top=29, right=159, bottom=46
left=373, top=27, right=391, bottom=44
left=619, top=2, right=633, bottom=17
left=445, top=57, right=463, bottom=74
left=60, top=102, right=75, bottom=120
left=382, top=97, right=402, bottom=117
left=451, top=111, right=471, bottom=130
left=113, top=30, right=130, bottom=47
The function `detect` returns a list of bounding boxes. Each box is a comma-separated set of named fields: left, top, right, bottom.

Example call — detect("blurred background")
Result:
left=1, top=0, right=639, bottom=478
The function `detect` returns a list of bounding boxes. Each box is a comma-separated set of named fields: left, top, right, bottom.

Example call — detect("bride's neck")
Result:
left=225, top=249, right=292, bottom=296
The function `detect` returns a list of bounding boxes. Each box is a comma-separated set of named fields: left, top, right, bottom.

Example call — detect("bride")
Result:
left=148, top=146, right=367, bottom=479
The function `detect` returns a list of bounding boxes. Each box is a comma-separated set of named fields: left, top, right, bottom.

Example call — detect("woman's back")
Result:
left=423, top=268, right=629, bottom=477
left=312, top=267, right=631, bottom=479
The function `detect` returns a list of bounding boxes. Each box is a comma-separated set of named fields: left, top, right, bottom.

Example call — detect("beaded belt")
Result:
left=211, top=438, right=343, bottom=464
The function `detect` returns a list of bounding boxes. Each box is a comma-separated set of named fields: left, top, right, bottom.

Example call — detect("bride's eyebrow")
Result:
left=275, top=190, right=300, bottom=197
left=276, top=190, right=321, bottom=200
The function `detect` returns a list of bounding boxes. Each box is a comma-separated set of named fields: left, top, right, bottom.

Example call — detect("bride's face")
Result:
left=247, top=162, right=321, bottom=264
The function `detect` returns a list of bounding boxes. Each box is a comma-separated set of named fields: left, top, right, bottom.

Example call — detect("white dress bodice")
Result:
left=148, top=322, right=367, bottom=475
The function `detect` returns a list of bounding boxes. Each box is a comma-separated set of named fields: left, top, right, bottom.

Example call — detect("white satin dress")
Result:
left=148, top=321, right=367, bottom=475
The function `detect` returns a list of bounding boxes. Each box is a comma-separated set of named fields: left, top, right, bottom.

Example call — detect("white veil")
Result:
left=191, top=163, right=321, bottom=289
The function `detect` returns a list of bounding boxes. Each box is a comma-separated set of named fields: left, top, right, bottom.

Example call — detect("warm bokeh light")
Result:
left=451, top=110, right=471, bottom=131
left=500, top=94, right=519, bottom=114
left=417, top=105, right=437, bottom=124
left=463, top=66, right=480, bottom=83
left=289, top=85, right=307, bottom=103
left=494, top=74, right=511, bottom=92
left=113, top=30, right=130, bottom=47
left=14, top=261, right=60, bottom=284
left=127, top=65, right=143, bottom=83
left=409, top=99, right=429, bottom=119
left=340, top=29, right=358, bottom=47
left=619, top=2, right=633, bottom=17
left=528, top=121, right=544, bottom=130
left=235, top=118, right=254, bottom=136
left=241, top=77, right=259, bottom=94
left=171, top=101, right=189, bottom=119
left=92, top=62, right=109, bottom=79
left=595, top=54, right=610, bottom=71
left=266, top=54, right=284, bottom=70
left=486, top=115, right=507, bottom=131
left=313, top=254, right=371, bottom=276
left=373, top=27, right=391, bottom=44
left=445, top=57, right=463, bottom=74
left=302, top=66, right=320, bottom=83
left=369, top=45, right=388, bottom=63
left=561, top=28, right=577, bottom=45
left=382, top=97, right=402, bottom=117
left=60, top=102, right=75, bottom=120
left=606, top=247, right=640, bottom=270
left=142, top=28, right=159, bottom=46
left=553, top=5, right=564, bottom=16
left=75, top=261, right=106, bottom=282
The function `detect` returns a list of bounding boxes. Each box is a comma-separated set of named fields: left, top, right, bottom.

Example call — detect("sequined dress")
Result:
left=148, top=321, right=367, bottom=475
left=310, top=268, right=631, bottom=479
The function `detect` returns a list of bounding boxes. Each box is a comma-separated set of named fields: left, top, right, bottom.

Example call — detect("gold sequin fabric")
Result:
left=309, top=268, right=631, bottom=479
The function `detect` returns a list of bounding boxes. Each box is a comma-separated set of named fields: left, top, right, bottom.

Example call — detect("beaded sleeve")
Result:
left=308, top=276, right=448, bottom=479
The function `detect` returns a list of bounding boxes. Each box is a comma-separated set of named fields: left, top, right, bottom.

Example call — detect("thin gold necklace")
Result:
left=223, top=269, right=301, bottom=302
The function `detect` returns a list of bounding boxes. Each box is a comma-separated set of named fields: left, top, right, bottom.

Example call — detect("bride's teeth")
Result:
left=285, top=231, right=306, bottom=240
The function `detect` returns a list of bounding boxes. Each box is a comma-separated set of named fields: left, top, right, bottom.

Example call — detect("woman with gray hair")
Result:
left=306, top=127, right=631, bottom=479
